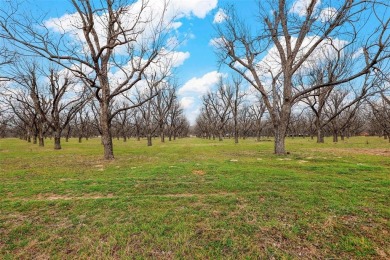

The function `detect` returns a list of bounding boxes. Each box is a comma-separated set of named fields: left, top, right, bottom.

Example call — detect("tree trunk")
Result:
left=79, top=136, right=82, bottom=143
left=38, top=136, right=44, bottom=147
left=274, top=123, right=287, bottom=155
left=256, top=130, right=261, bottom=142
left=274, top=130, right=286, bottom=155
left=54, top=129, right=62, bottom=150
left=147, top=134, right=152, bottom=146
left=333, top=131, right=338, bottom=143
left=218, top=129, right=223, bottom=141
left=315, top=115, right=324, bottom=143
left=316, top=127, right=324, bottom=143
left=100, top=101, right=114, bottom=160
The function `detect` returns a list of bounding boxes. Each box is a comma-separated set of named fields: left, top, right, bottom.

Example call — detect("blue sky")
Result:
left=22, top=0, right=239, bottom=124
left=11, top=0, right=389, bottom=124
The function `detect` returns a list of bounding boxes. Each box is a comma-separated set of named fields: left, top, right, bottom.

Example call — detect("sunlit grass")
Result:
left=0, top=136, right=389, bottom=258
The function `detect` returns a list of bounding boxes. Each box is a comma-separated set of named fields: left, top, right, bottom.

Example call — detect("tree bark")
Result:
left=54, top=129, right=62, bottom=150
left=316, top=127, right=324, bottom=143
left=274, top=122, right=287, bottom=155
left=218, top=130, right=223, bottom=141
left=38, top=136, right=44, bottom=147
left=333, top=131, right=338, bottom=143
left=147, top=134, right=152, bottom=146
left=274, top=126, right=286, bottom=155
left=100, top=101, right=114, bottom=160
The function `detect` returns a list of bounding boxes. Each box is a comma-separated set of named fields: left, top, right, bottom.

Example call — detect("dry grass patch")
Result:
left=192, top=170, right=205, bottom=175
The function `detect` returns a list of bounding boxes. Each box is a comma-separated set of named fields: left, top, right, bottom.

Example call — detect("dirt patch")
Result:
left=192, top=170, right=205, bottom=175
left=30, top=193, right=115, bottom=201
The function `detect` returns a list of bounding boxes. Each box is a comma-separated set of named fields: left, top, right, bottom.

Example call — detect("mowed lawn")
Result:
left=0, top=136, right=389, bottom=259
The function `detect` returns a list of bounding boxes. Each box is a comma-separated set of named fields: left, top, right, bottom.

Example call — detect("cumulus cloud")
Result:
left=45, top=0, right=218, bottom=39
left=319, top=7, right=338, bottom=22
left=213, top=8, right=227, bottom=23
left=178, top=71, right=224, bottom=96
left=178, top=70, right=225, bottom=125
left=257, top=35, right=348, bottom=77
left=173, top=0, right=218, bottom=19
left=180, top=96, right=195, bottom=109
left=209, top=37, right=224, bottom=47
left=289, top=0, right=321, bottom=17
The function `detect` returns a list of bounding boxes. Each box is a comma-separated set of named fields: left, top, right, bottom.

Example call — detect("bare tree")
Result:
left=9, top=62, right=90, bottom=149
left=0, top=0, right=178, bottom=159
left=249, top=94, right=267, bottom=141
left=215, top=0, right=390, bottom=154
left=367, top=92, right=390, bottom=141
left=229, top=76, right=246, bottom=143
left=154, top=80, right=177, bottom=143
left=202, top=78, right=233, bottom=141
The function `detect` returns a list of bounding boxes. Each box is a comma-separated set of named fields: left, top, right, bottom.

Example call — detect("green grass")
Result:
left=0, top=136, right=389, bottom=259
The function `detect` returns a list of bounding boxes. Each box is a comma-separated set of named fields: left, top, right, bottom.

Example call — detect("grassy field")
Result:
left=0, top=136, right=389, bottom=259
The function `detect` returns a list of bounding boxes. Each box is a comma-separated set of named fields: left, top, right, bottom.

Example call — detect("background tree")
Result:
left=0, top=0, right=179, bottom=159
left=214, top=0, right=390, bottom=154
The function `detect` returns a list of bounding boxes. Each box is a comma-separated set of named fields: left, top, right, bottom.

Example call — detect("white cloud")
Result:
left=209, top=37, right=224, bottom=47
left=213, top=8, right=227, bottom=23
left=258, top=35, right=348, bottom=78
left=290, top=0, right=321, bottom=17
left=173, top=0, right=218, bottom=19
left=178, top=70, right=226, bottom=125
left=319, top=7, right=338, bottom=22
left=44, top=0, right=218, bottom=56
left=170, top=50, right=191, bottom=67
left=178, top=71, right=224, bottom=96
left=180, top=96, right=195, bottom=109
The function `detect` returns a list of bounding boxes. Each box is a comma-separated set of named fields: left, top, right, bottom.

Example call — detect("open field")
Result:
left=0, top=137, right=389, bottom=259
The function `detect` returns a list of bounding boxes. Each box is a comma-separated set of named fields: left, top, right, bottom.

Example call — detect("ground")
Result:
left=0, top=136, right=389, bottom=259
